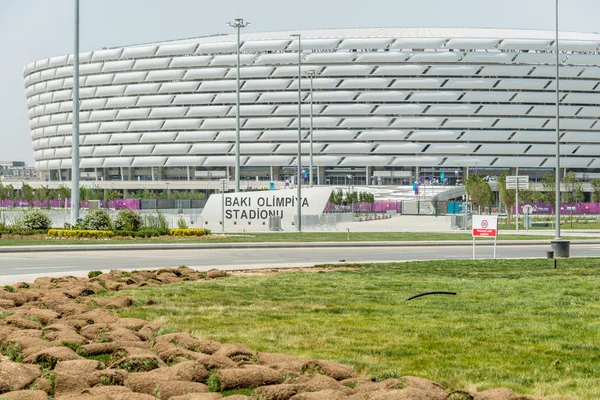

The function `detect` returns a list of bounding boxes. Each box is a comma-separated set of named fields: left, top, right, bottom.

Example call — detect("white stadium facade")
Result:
left=22, top=27, right=600, bottom=187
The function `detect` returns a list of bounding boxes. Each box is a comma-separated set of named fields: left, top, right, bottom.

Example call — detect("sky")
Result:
left=1, top=0, right=599, bottom=164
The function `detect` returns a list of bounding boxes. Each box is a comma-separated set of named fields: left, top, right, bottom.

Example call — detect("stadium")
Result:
left=22, top=27, right=600, bottom=188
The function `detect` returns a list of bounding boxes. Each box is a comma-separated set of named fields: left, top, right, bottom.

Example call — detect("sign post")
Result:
left=506, top=175, right=529, bottom=232
left=472, top=215, right=498, bottom=259
left=523, top=204, right=533, bottom=231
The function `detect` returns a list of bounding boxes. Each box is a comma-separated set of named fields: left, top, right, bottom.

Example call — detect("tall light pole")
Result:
left=71, top=0, right=80, bottom=225
left=291, top=34, right=302, bottom=232
left=307, top=70, right=316, bottom=188
left=551, top=0, right=570, bottom=257
left=554, top=0, right=561, bottom=241
left=227, top=18, right=250, bottom=193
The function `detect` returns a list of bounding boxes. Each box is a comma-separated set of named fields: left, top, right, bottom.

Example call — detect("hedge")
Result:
left=48, top=229, right=115, bottom=238
left=114, top=228, right=169, bottom=238
left=169, top=228, right=211, bottom=237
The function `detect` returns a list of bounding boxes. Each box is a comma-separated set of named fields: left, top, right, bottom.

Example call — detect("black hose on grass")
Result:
left=406, top=291, right=457, bottom=301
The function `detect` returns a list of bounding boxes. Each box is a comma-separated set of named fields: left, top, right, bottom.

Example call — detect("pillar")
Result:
left=366, top=166, right=370, bottom=186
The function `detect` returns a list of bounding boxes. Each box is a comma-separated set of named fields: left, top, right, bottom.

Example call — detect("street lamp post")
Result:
left=227, top=18, right=250, bottom=193
left=307, top=70, right=316, bottom=188
left=551, top=0, right=570, bottom=257
left=291, top=34, right=302, bottom=232
left=71, top=0, right=80, bottom=225
left=220, top=179, right=227, bottom=233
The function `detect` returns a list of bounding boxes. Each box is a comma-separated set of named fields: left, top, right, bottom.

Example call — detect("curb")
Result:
left=1, top=240, right=599, bottom=253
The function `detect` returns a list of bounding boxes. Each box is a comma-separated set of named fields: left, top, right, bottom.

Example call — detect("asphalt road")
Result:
left=1, top=244, right=599, bottom=283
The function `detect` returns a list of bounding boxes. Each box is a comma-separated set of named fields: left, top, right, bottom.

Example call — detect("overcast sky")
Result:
left=1, top=0, right=599, bottom=164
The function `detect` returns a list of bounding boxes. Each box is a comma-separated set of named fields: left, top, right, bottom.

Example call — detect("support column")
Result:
left=365, top=166, right=370, bottom=186
left=151, top=167, right=155, bottom=182
left=187, top=166, right=190, bottom=181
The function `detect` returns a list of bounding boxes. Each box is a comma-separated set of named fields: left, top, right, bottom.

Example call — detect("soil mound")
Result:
left=0, top=361, right=41, bottom=393
left=0, top=389, right=48, bottom=399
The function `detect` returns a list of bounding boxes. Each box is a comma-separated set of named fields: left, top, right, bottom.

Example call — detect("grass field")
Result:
left=0, top=231, right=592, bottom=246
left=103, top=259, right=600, bottom=400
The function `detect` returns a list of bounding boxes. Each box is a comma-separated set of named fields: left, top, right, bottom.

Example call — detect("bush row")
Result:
left=169, top=228, right=211, bottom=236
left=48, top=229, right=115, bottom=238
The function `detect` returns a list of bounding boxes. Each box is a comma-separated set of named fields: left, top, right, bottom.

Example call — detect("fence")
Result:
left=0, top=199, right=206, bottom=210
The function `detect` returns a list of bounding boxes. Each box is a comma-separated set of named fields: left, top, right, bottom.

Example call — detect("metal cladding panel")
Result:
left=494, top=157, right=546, bottom=167
left=156, top=43, right=198, bottom=56
left=551, top=40, right=600, bottom=52
left=545, top=157, right=593, bottom=168
left=341, top=156, right=390, bottom=166
left=80, top=158, right=104, bottom=168
left=312, top=156, right=342, bottom=166
left=260, top=130, right=304, bottom=141
left=211, top=54, right=257, bottom=66
left=201, top=118, right=238, bottom=130
left=183, top=68, right=228, bottom=80
left=578, top=107, right=600, bottom=117
left=567, top=54, right=600, bottom=66
left=146, top=70, right=186, bottom=81
left=564, top=93, right=600, bottom=104
left=495, top=118, right=546, bottom=129
left=137, top=95, right=175, bottom=106
left=463, top=92, right=515, bottom=102
left=225, top=66, right=275, bottom=79
left=89, top=110, right=118, bottom=121
left=409, top=92, right=460, bottom=102
left=580, top=68, right=600, bottom=78
left=321, top=65, right=374, bottom=76
left=426, top=144, right=477, bottom=153
left=530, top=66, right=582, bottom=77
left=271, top=65, right=323, bottom=77
left=131, top=156, right=167, bottom=167
left=131, top=58, right=170, bottom=72
left=84, top=134, right=112, bottom=145
left=243, top=79, right=292, bottom=91
left=290, top=117, right=341, bottom=128
left=511, top=131, right=554, bottom=142
left=239, top=143, right=278, bottom=154
left=391, top=130, right=455, bottom=141
left=94, top=145, right=122, bottom=157
left=499, top=39, right=552, bottom=50
left=442, top=157, right=496, bottom=167
left=478, top=144, right=529, bottom=154
left=338, top=38, right=394, bottom=50
left=256, top=53, right=301, bottom=66
left=245, top=156, right=293, bottom=166
left=162, top=119, right=202, bottom=130
left=100, top=121, right=130, bottom=133
left=445, top=38, right=501, bottom=49
left=562, top=131, right=600, bottom=142
left=527, top=144, right=578, bottom=155
left=124, top=83, right=160, bottom=95
left=102, top=157, right=134, bottom=167
left=288, top=38, right=340, bottom=51
left=309, top=91, right=358, bottom=102
left=340, top=117, right=392, bottom=128
left=189, top=105, right=231, bottom=117
left=165, top=156, right=206, bottom=166
left=392, top=78, right=444, bottom=88
left=409, top=52, right=462, bottom=63
left=427, top=105, right=478, bottom=115
left=200, top=80, right=237, bottom=92
left=121, top=45, right=158, bottom=58
left=128, top=120, right=164, bottom=131
left=339, top=78, right=392, bottom=89
left=324, top=104, right=374, bottom=115
left=373, top=65, right=426, bottom=76
left=445, top=118, right=495, bottom=128
left=261, top=104, right=303, bottom=116
left=196, top=42, right=237, bottom=54
left=355, top=52, right=409, bottom=63
left=304, top=53, right=357, bottom=64
left=158, top=82, right=200, bottom=93
left=84, top=74, right=115, bottom=86
left=149, top=108, right=188, bottom=119
left=288, top=78, right=340, bottom=90
left=373, top=143, right=425, bottom=154
left=275, top=143, right=325, bottom=153
left=213, top=93, right=259, bottom=103
left=480, top=65, right=533, bottom=77
left=357, top=130, right=407, bottom=141
left=175, top=131, right=218, bottom=142
left=117, top=108, right=151, bottom=120
left=241, top=39, right=290, bottom=52
left=496, top=79, right=548, bottom=90
left=170, top=56, right=212, bottom=68
left=203, top=156, right=248, bottom=166
left=460, top=131, right=513, bottom=141
left=547, top=80, right=597, bottom=91
left=323, top=143, right=374, bottom=153
left=173, top=94, right=215, bottom=105
left=153, top=144, right=192, bottom=155
left=391, top=38, right=447, bottom=49
left=391, top=156, right=442, bottom=166
left=514, top=53, right=558, bottom=65
left=139, top=132, right=178, bottom=143
left=245, top=117, right=292, bottom=129
left=546, top=119, right=595, bottom=130
left=95, top=85, right=126, bottom=97
left=427, top=65, right=480, bottom=76
left=121, top=145, right=155, bottom=156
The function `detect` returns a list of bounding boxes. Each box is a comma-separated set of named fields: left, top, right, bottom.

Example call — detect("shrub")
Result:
left=19, top=209, right=52, bottom=231
left=48, top=229, right=114, bottom=239
left=113, top=209, right=143, bottom=231
left=114, top=228, right=169, bottom=238
left=88, top=270, right=102, bottom=278
left=169, top=228, right=211, bottom=237
left=82, top=209, right=112, bottom=231
left=177, top=215, right=188, bottom=229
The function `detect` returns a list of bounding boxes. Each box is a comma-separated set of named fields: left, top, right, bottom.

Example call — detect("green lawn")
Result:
left=0, top=231, right=592, bottom=246
left=103, top=259, right=600, bottom=400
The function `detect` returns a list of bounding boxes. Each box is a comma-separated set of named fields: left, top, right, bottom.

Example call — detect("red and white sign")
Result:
left=472, top=215, right=498, bottom=237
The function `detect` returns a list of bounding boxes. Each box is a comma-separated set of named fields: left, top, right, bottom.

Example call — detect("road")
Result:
left=0, top=244, right=599, bottom=284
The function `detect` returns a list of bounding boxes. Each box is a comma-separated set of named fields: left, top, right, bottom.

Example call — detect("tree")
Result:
left=4, top=184, right=15, bottom=200
left=562, top=172, right=584, bottom=204
left=21, top=184, right=35, bottom=208
left=465, top=174, right=494, bottom=213
left=591, top=179, right=600, bottom=203
left=57, top=185, right=70, bottom=205
left=541, top=173, right=556, bottom=208
left=497, top=174, right=516, bottom=226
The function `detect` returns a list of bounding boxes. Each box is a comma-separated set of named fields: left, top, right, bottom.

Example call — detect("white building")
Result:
left=22, top=27, right=600, bottom=186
